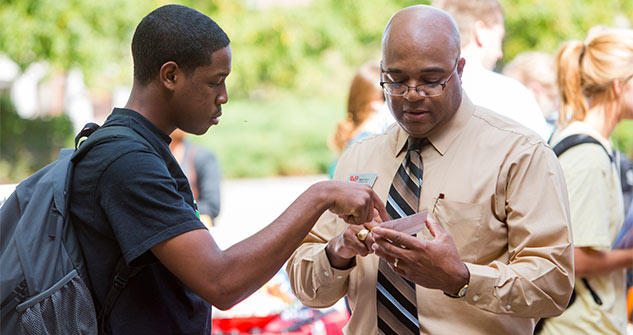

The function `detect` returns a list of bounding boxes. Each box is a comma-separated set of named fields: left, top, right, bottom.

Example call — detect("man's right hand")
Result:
left=319, top=180, right=388, bottom=225
left=325, top=209, right=384, bottom=269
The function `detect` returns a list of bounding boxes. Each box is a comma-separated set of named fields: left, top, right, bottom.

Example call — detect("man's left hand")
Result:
left=371, top=216, right=469, bottom=295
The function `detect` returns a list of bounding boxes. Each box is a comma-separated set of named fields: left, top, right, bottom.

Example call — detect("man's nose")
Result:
left=404, top=86, right=425, bottom=102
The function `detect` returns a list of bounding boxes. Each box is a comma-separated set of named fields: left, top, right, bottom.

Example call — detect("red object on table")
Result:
left=212, top=314, right=279, bottom=333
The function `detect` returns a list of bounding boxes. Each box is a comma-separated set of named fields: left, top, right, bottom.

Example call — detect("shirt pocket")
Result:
left=433, top=199, right=484, bottom=263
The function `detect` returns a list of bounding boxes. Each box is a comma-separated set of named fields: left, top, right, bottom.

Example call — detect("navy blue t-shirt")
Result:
left=70, top=108, right=211, bottom=334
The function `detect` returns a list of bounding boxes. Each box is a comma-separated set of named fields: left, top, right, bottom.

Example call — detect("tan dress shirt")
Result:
left=287, top=94, right=574, bottom=335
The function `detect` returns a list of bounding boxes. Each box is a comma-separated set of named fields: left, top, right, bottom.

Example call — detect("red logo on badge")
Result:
left=350, top=176, right=359, bottom=182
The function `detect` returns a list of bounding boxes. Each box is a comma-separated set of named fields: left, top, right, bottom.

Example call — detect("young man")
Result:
left=288, top=5, right=574, bottom=334
left=69, top=5, right=387, bottom=334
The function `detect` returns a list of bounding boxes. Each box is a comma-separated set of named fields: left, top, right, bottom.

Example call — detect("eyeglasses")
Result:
left=380, top=58, right=459, bottom=97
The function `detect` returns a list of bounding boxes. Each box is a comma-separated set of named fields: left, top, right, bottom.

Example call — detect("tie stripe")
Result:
left=377, top=137, right=425, bottom=334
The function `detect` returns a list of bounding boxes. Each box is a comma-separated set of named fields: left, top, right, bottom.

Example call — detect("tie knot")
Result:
left=407, top=137, right=427, bottom=152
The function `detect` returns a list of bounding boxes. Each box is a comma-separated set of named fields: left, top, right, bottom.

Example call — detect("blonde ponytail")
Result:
left=556, top=27, right=633, bottom=126
left=556, top=40, right=587, bottom=126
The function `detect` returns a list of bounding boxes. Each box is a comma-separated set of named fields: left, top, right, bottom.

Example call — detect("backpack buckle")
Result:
left=112, top=273, right=128, bottom=289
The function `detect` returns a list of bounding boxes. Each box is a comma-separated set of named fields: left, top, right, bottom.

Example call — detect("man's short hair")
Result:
left=131, top=4, right=230, bottom=85
left=432, top=0, right=503, bottom=48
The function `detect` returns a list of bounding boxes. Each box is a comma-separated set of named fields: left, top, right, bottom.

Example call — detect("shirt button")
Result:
left=506, top=304, right=512, bottom=311
left=336, top=275, right=343, bottom=279
left=324, top=271, right=330, bottom=277
left=473, top=295, right=479, bottom=302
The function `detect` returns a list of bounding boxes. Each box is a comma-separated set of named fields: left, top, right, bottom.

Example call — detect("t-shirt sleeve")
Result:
left=98, top=150, right=206, bottom=265
left=559, top=144, right=613, bottom=249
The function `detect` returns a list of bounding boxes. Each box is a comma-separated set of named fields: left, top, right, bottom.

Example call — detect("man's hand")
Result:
left=319, top=181, right=389, bottom=225
left=371, top=216, right=469, bottom=294
left=325, top=209, right=384, bottom=269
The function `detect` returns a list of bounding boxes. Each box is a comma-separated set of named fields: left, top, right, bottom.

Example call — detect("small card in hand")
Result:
left=377, top=210, right=428, bottom=235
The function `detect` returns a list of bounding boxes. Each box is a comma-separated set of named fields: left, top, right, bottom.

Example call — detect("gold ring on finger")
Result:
left=356, top=229, right=369, bottom=242
left=394, top=257, right=399, bottom=268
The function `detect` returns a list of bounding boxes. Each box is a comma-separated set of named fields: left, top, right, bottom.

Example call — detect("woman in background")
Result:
left=540, top=26, right=633, bottom=335
left=328, top=62, right=388, bottom=178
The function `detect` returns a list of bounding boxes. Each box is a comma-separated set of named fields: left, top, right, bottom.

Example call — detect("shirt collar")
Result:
left=109, top=108, right=172, bottom=144
left=394, top=92, right=475, bottom=157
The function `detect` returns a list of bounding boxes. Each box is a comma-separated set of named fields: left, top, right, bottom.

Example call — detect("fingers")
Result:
left=425, top=216, right=445, bottom=239
left=371, top=192, right=389, bottom=223
left=372, top=233, right=402, bottom=253
left=371, top=227, right=416, bottom=249
left=344, top=226, right=374, bottom=257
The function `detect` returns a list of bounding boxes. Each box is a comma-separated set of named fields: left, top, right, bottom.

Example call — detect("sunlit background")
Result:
left=1, top=0, right=632, bottom=183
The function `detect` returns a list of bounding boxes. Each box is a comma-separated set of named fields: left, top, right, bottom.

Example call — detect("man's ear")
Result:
left=457, top=57, right=466, bottom=79
left=473, top=20, right=486, bottom=48
left=160, top=61, right=180, bottom=91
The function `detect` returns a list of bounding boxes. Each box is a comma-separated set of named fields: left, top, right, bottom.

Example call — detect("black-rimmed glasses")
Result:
left=380, top=58, right=459, bottom=97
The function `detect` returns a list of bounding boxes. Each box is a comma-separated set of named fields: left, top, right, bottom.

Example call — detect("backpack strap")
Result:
left=67, top=124, right=151, bottom=334
left=73, top=125, right=151, bottom=160
left=552, top=134, right=613, bottom=163
left=98, top=257, right=142, bottom=334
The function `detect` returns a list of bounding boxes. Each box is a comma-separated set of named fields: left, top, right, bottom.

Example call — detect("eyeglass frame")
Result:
left=380, top=57, right=460, bottom=97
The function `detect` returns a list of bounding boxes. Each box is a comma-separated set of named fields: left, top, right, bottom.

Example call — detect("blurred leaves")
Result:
left=501, top=0, right=632, bottom=63
left=1, top=0, right=632, bottom=179
left=2, top=0, right=630, bottom=97
left=0, top=94, right=73, bottom=183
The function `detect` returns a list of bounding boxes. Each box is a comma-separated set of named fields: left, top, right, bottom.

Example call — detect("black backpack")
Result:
left=0, top=124, right=147, bottom=335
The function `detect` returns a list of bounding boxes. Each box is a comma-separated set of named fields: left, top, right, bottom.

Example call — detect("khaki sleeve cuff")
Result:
left=312, top=243, right=356, bottom=287
left=463, top=263, right=500, bottom=310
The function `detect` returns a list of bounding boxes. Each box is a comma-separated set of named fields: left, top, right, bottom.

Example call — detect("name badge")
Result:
left=348, top=173, right=378, bottom=188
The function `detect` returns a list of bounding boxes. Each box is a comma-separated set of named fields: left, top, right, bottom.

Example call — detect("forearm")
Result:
left=574, top=247, right=633, bottom=277
left=465, top=245, right=574, bottom=318
left=215, top=182, right=335, bottom=307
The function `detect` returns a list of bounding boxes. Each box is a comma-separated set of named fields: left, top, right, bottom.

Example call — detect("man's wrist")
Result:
left=325, top=240, right=355, bottom=270
left=444, top=263, right=470, bottom=298
left=311, top=181, right=335, bottom=214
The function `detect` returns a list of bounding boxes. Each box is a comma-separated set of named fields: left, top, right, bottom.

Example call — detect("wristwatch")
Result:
left=444, top=282, right=469, bottom=298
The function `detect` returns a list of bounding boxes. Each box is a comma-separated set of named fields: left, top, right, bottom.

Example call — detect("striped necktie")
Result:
left=377, top=136, right=426, bottom=335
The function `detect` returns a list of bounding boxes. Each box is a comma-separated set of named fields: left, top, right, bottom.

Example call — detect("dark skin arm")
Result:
left=151, top=180, right=389, bottom=310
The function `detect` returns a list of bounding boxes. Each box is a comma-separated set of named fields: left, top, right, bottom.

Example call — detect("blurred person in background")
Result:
left=502, top=51, right=560, bottom=137
left=328, top=62, right=386, bottom=178
left=432, top=0, right=551, bottom=140
left=539, top=26, right=633, bottom=335
left=170, top=129, right=221, bottom=227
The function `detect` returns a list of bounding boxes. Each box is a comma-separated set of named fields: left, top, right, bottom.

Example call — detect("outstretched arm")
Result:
left=151, top=180, right=388, bottom=310
left=574, top=247, right=633, bottom=277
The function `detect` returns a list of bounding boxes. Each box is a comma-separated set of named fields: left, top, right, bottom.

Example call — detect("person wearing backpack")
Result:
left=539, top=26, right=633, bottom=335
left=63, top=5, right=388, bottom=334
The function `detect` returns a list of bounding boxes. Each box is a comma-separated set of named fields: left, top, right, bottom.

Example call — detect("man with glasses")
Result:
left=288, top=5, right=573, bottom=334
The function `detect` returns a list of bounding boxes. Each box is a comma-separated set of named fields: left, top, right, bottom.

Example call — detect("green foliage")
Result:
left=1, top=0, right=632, bottom=179
left=192, top=97, right=341, bottom=178
left=501, top=0, right=633, bottom=62
left=613, top=122, right=633, bottom=157
left=0, top=94, right=74, bottom=183
left=0, top=0, right=153, bottom=89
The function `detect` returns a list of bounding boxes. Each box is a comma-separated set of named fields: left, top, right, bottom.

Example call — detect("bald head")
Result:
left=382, top=5, right=461, bottom=60
left=379, top=5, right=465, bottom=138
